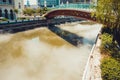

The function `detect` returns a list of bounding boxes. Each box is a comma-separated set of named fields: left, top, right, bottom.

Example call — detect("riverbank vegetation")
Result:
left=23, top=7, right=50, bottom=16
left=0, top=17, right=8, bottom=22
left=93, top=0, right=120, bottom=80
left=100, top=31, right=120, bottom=80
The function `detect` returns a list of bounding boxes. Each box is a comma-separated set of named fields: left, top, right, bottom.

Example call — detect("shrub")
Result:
left=14, top=9, right=18, bottom=14
left=2, top=18, right=8, bottom=21
left=101, top=58, right=120, bottom=80
left=100, top=33, right=113, bottom=55
left=17, top=17, right=28, bottom=20
left=0, top=17, right=8, bottom=22
left=23, top=8, right=35, bottom=16
left=100, top=33, right=120, bottom=60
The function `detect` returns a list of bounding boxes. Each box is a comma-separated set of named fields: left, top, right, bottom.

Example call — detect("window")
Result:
left=9, top=0, right=12, bottom=4
left=0, top=9, right=2, bottom=17
left=19, top=2, right=21, bottom=9
left=3, top=0, right=6, bottom=2
left=10, top=9, right=14, bottom=20
left=4, top=9, right=8, bottom=19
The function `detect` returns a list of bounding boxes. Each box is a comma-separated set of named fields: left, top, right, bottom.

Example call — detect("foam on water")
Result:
left=0, top=21, right=102, bottom=80
left=58, top=21, right=102, bottom=46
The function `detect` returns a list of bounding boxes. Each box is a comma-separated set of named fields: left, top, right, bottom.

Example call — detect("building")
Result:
left=72, top=0, right=91, bottom=3
left=0, top=0, right=15, bottom=20
left=25, top=0, right=39, bottom=9
left=37, top=0, right=59, bottom=7
left=0, top=0, right=24, bottom=20
left=60, top=0, right=73, bottom=4
left=14, top=0, right=24, bottom=17
left=24, top=0, right=30, bottom=7
left=58, top=0, right=90, bottom=4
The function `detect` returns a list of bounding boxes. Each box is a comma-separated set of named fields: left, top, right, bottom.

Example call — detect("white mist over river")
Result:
left=0, top=21, right=102, bottom=80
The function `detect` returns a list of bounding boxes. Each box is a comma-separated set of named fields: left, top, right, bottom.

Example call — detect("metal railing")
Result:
left=54, top=3, right=92, bottom=9
left=0, top=17, right=45, bottom=25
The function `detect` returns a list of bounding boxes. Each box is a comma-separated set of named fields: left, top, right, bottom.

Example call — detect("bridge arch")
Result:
left=44, top=9, right=96, bottom=22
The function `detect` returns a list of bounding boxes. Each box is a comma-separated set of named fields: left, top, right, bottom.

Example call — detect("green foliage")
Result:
left=17, top=17, right=28, bottom=20
left=36, top=8, right=42, bottom=15
left=101, top=58, right=120, bottom=80
left=97, top=1, right=120, bottom=79
left=100, top=33, right=113, bottom=55
left=14, top=9, right=18, bottom=14
left=2, top=18, right=8, bottom=21
left=23, top=7, right=50, bottom=16
left=23, top=8, right=36, bottom=16
left=100, top=33, right=120, bottom=60
left=42, top=7, right=49, bottom=14
left=0, top=18, right=8, bottom=22
left=93, top=0, right=120, bottom=27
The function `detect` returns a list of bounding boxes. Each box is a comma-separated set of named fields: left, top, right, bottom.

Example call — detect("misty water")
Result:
left=0, top=21, right=102, bottom=80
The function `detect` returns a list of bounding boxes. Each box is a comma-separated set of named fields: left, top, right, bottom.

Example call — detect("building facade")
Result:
left=14, top=0, right=24, bottom=17
left=0, top=0, right=15, bottom=20
left=60, top=0, right=73, bottom=4
left=37, top=0, right=93, bottom=7
left=38, top=0, right=59, bottom=7
left=60, top=0, right=92, bottom=3
left=0, top=0, right=24, bottom=20
left=72, top=0, right=91, bottom=3
left=25, top=0, right=39, bottom=9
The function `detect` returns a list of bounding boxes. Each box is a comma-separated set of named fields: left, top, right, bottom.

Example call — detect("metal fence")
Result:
left=54, top=3, right=92, bottom=9
left=0, top=17, right=45, bottom=25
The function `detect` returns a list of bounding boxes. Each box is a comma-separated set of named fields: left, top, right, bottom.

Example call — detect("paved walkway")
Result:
left=89, top=36, right=102, bottom=80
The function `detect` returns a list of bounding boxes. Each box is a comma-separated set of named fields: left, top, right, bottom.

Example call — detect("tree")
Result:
left=14, top=9, right=19, bottom=19
left=93, top=0, right=120, bottom=46
left=42, top=7, right=49, bottom=14
left=23, top=8, right=35, bottom=16
left=36, top=8, right=42, bottom=15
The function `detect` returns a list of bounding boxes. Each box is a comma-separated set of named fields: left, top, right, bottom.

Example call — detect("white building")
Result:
left=38, top=0, right=59, bottom=7
left=14, top=0, right=24, bottom=17
left=0, top=0, right=15, bottom=20
left=0, top=0, right=24, bottom=20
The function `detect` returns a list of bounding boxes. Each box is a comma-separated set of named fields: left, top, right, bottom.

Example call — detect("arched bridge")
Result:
left=44, top=9, right=96, bottom=22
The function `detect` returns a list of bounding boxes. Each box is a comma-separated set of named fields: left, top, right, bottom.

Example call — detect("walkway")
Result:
left=82, top=35, right=102, bottom=80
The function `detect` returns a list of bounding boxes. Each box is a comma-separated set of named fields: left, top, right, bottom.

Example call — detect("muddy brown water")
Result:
left=0, top=21, right=102, bottom=80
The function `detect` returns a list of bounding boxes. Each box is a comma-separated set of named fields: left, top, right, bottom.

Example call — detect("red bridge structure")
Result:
left=44, top=9, right=97, bottom=22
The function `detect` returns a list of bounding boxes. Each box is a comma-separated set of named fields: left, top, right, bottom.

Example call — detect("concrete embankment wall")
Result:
left=82, top=33, right=102, bottom=80
left=0, top=18, right=82, bottom=33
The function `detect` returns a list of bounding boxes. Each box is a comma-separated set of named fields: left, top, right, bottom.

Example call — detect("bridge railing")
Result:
left=0, top=17, right=46, bottom=25
left=50, top=3, right=95, bottom=13
left=54, top=3, right=94, bottom=9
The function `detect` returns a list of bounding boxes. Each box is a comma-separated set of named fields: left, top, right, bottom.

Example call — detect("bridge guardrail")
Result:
left=0, top=17, right=45, bottom=25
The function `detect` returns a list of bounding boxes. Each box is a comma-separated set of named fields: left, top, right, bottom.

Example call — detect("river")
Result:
left=0, top=21, right=102, bottom=80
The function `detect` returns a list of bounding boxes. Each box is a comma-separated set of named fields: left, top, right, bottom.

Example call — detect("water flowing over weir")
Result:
left=0, top=21, right=102, bottom=80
